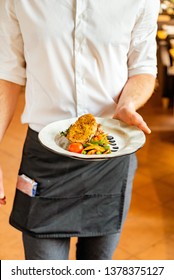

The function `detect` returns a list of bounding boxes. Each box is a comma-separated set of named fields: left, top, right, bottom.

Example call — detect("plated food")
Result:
left=58, top=114, right=113, bottom=155
left=38, top=116, right=146, bottom=160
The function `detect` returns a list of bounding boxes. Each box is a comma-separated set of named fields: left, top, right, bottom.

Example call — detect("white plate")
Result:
left=38, top=117, right=146, bottom=160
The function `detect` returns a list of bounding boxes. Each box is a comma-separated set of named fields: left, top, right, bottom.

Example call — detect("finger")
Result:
left=0, top=196, right=6, bottom=206
left=129, top=113, right=150, bottom=134
left=138, top=122, right=151, bottom=134
left=133, top=114, right=151, bottom=134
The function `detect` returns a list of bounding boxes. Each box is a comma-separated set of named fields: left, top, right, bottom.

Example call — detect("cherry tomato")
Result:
left=68, top=143, right=84, bottom=153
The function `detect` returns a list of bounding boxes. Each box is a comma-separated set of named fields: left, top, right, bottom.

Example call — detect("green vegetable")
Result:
left=103, top=145, right=110, bottom=150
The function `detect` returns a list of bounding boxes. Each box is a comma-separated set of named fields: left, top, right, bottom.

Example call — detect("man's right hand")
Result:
left=0, top=167, right=6, bottom=206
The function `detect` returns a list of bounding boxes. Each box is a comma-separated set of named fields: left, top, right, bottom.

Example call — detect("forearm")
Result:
left=0, top=80, right=22, bottom=142
left=116, top=74, right=156, bottom=112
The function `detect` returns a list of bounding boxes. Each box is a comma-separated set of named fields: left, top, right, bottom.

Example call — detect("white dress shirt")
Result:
left=0, top=0, right=160, bottom=132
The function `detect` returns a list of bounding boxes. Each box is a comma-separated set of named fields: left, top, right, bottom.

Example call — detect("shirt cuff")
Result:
left=0, top=72, right=26, bottom=86
left=128, top=67, right=157, bottom=78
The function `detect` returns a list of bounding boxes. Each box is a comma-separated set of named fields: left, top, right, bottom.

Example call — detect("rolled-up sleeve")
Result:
left=128, top=0, right=160, bottom=78
left=0, top=0, right=26, bottom=85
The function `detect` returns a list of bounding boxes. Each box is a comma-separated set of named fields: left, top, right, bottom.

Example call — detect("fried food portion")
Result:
left=66, top=114, right=98, bottom=144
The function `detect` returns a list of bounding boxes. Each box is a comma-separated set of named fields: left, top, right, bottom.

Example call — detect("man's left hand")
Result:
left=113, top=105, right=151, bottom=134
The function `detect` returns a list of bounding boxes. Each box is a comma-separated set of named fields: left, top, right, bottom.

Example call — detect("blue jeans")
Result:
left=22, top=154, right=137, bottom=260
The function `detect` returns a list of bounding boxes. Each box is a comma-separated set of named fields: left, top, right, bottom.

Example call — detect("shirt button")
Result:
left=76, top=74, right=85, bottom=84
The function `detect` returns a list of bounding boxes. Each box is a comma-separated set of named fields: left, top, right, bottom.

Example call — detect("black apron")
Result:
left=10, top=127, right=130, bottom=238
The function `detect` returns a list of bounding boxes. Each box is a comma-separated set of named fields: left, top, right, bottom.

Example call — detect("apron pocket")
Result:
left=10, top=189, right=82, bottom=236
left=82, top=194, right=123, bottom=234
left=10, top=190, right=123, bottom=237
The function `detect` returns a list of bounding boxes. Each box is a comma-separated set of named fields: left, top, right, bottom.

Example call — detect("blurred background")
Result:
left=0, top=0, right=174, bottom=260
